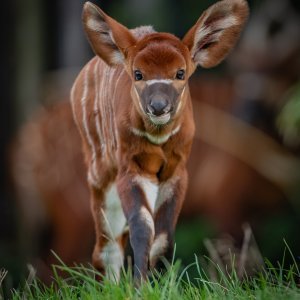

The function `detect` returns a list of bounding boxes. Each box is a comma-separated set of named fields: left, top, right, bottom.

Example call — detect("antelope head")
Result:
left=82, top=0, right=249, bottom=126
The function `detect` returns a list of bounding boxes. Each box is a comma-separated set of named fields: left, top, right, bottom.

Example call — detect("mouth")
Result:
left=148, top=113, right=171, bottom=125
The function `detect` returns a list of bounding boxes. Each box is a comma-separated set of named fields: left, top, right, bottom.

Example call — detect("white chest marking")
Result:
left=134, top=86, right=145, bottom=114
left=131, top=125, right=181, bottom=145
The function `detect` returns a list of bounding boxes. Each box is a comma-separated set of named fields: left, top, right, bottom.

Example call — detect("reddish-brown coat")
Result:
left=72, top=0, right=249, bottom=283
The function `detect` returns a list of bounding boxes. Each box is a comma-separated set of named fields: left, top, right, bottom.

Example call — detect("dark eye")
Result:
left=134, top=70, right=143, bottom=81
left=176, top=69, right=185, bottom=80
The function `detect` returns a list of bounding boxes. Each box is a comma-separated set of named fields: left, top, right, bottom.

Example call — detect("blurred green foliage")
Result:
left=277, top=83, right=300, bottom=148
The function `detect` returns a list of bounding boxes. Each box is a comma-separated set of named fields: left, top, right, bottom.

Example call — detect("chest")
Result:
left=131, top=145, right=182, bottom=182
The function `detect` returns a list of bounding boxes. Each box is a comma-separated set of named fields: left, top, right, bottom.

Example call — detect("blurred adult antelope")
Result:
left=71, top=0, right=248, bottom=282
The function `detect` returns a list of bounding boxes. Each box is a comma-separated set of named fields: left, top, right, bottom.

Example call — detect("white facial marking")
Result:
left=149, top=233, right=168, bottom=266
left=181, top=85, right=186, bottom=96
left=101, top=184, right=127, bottom=239
left=175, top=87, right=186, bottom=115
left=134, top=86, right=145, bottom=114
left=140, top=206, right=154, bottom=236
left=131, top=125, right=181, bottom=145
left=134, top=176, right=158, bottom=212
left=155, top=176, right=179, bottom=213
left=149, top=113, right=171, bottom=126
left=146, top=79, right=173, bottom=86
left=100, top=240, right=123, bottom=282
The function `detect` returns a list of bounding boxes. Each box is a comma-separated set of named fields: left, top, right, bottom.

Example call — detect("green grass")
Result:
left=4, top=251, right=300, bottom=300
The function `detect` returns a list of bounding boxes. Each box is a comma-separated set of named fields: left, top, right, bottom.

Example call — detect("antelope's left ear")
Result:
left=183, top=0, right=249, bottom=68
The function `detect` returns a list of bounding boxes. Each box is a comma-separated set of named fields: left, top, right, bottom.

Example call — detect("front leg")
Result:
left=117, top=172, right=158, bottom=283
left=150, top=168, right=188, bottom=269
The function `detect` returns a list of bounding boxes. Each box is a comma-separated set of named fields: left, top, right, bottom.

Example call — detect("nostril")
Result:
left=149, top=98, right=169, bottom=116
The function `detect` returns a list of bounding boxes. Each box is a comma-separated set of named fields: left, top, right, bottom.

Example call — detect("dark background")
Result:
left=1, top=0, right=300, bottom=293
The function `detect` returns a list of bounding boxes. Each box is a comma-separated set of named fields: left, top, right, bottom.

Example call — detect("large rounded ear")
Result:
left=182, top=0, right=249, bottom=68
left=82, top=2, right=136, bottom=66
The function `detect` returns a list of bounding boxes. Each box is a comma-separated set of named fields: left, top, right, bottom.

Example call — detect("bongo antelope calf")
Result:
left=71, top=0, right=248, bottom=282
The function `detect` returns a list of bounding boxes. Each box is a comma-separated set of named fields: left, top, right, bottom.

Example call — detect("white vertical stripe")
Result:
left=99, top=66, right=107, bottom=156
left=109, top=68, right=118, bottom=150
left=99, top=64, right=104, bottom=153
left=94, top=59, right=105, bottom=153
left=80, top=62, right=99, bottom=184
left=70, top=74, right=80, bottom=128
left=105, top=68, right=116, bottom=156
left=91, top=61, right=125, bottom=167
left=88, top=53, right=101, bottom=182
left=87, top=169, right=100, bottom=188
left=111, top=69, right=125, bottom=149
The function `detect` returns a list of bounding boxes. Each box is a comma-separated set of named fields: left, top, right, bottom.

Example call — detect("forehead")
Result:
left=131, top=33, right=189, bottom=76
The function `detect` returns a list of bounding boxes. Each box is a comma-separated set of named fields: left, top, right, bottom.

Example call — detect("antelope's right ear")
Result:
left=82, top=2, right=136, bottom=66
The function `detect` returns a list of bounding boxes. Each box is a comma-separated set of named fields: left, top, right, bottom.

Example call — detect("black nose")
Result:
left=148, top=98, right=169, bottom=116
